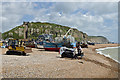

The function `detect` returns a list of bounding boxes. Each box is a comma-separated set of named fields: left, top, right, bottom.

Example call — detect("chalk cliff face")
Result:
left=2, top=22, right=109, bottom=43
left=88, top=36, right=109, bottom=44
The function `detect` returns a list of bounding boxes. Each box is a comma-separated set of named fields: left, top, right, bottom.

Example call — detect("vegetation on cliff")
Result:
left=88, top=36, right=109, bottom=44
left=2, top=22, right=109, bottom=43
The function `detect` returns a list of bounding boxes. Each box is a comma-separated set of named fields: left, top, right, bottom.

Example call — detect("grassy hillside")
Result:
left=88, top=36, right=109, bottom=43
left=2, top=22, right=109, bottom=43
left=2, top=22, right=87, bottom=41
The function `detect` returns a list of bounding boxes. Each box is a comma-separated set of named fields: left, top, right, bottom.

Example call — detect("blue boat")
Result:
left=43, top=42, right=63, bottom=51
left=36, top=34, right=53, bottom=45
left=43, top=29, right=76, bottom=51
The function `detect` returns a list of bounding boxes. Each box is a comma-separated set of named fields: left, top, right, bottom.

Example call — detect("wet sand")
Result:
left=1, top=44, right=119, bottom=78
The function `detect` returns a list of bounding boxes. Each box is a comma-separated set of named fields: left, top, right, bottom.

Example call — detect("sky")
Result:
left=1, top=1, right=119, bottom=43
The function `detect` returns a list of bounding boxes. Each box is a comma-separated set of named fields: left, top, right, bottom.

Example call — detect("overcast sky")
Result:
left=1, top=1, right=118, bottom=42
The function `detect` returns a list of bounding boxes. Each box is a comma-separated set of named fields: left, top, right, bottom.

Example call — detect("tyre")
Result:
left=21, top=51, right=26, bottom=56
left=61, top=52, right=65, bottom=58
left=68, top=53, right=74, bottom=58
left=6, top=51, right=10, bottom=55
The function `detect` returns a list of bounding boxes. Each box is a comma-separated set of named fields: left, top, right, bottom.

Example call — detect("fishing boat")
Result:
left=25, top=42, right=37, bottom=48
left=43, top=42, right=63, bottom=51
left=43, top=29, right=75, bottom=51
left=0, top=41, right=8, bottom=48
left=36, top=34, right=53, bottom=45
left=19, top=39, right=37, bottom=48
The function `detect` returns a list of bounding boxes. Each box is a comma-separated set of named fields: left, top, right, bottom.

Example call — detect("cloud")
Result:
left=2, top=2, right=34, bottom=32
left=1, top=2, right=118, bottom=42
left=1, top=0, right=119, bottom=2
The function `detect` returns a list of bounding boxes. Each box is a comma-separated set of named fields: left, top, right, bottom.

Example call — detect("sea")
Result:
left=96, top=46, right=120, bottom=63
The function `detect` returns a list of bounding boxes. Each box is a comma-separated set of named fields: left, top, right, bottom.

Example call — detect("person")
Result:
left=76, top=42, right=83, bottom=58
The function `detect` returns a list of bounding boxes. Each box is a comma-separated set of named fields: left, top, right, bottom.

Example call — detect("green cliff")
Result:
left=88, top=36, right=109, bottom=44
left=2, top=22, right=109, bottom=43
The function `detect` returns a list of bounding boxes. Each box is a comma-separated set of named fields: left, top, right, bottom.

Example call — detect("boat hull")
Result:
left=43, top=42, right=63, bottom=51
left=26, top=45, right=36, bottom=48
left=44, top=48, right=60, bottom=51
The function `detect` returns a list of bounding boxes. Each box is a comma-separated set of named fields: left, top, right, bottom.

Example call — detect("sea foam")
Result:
left=96, top=46, right=120, bottom=63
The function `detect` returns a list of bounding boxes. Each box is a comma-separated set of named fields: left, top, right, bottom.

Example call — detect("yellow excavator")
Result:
left=6, top=39, right=26, bottom=55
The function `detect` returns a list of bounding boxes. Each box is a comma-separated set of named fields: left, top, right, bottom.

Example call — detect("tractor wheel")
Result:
left=6, top=51, right=10, bottom=55
left=22, top=52, right=26, bottom=56
left=68, top=53, right=74, bottom=58
left=61, top=53, right=65, bottom=58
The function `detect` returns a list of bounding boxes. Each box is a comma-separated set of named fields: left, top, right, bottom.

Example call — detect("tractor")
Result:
left=6, top=39, right=26, bottom=55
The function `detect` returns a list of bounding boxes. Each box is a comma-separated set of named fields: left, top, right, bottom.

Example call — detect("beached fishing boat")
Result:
left=19, top=39, right=37, bottom=48
left=0, top=41, right=8, bottom=48
left=43, top=42, right=63, bottom=51
left=25, top=42, right=37, bottom=48
left=43, top=29, right=75, bottom=51
left=36, top=34, right=53, bottom=45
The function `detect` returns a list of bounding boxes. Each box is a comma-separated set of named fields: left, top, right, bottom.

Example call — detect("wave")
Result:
left=96, top=46, right=120, bottom=63
left=96, top=46, right=120, bottom=51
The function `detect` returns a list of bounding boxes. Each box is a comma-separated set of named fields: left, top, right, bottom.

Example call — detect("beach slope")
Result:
left=1, top=44, right=119, bottom=78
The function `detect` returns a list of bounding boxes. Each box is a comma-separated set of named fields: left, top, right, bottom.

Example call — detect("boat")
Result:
left=43, top=29, right=76, bottom=51
left=43, top=42, right=63, bottom=51
left=19, top=39, right=37, bottom=48
left=0, top=41, right=8, bottom=48
left=36, top=34, right=53, bottom=45
left=25, top=42, right=37, bottom=48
